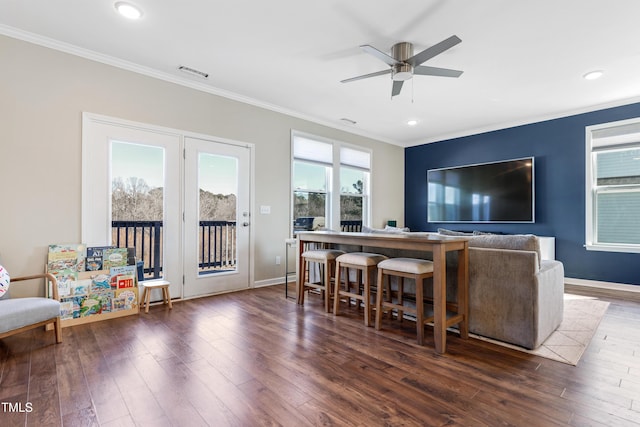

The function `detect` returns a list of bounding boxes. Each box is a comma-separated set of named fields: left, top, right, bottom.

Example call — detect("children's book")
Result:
left=59, top=300, right=74, bottom=320
left=47, top=244, right=86, bottom=300
left=110, top=265, right=137, bottom=289
left=70, top=279, right=91, bottom=297
left=103, top=248, right=128, bottom=269
left=85, top=246, right=115, bottom=271
left=48, top=244, right=86, bottom=273
left=79, top=296, right=102, bottom=317
left=90, top=274, right=111, bottom=292
left=55, top=269, right=76, bottom=298
left=114, top=288, right=138, bottom=311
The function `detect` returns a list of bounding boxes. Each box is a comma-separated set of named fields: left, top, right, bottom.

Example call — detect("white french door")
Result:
left=83, top=114, right=252, bottom=302
left=183, top=136, right=251, bottom=298
left=82, top=115, right=182, bottom=298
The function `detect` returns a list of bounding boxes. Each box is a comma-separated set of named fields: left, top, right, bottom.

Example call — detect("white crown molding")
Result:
left=406, top=95, right=640, bottom=147
left=0, top=24, right=398, bottom=146
left=6, top=24, right=640, bottom=150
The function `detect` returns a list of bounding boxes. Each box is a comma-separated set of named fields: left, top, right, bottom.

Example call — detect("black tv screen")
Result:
left=428, top=157, right=534, bottom=223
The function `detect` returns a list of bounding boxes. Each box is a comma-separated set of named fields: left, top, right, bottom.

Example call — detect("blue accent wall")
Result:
left=405, top=102, right=640, bottom=285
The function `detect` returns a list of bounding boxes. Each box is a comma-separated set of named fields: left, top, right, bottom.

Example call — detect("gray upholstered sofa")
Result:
left=463, top=233, right=564, bottom=349
left=360, top=228, right=565, bottom=349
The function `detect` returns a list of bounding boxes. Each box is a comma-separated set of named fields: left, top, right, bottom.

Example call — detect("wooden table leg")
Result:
left=457, top=243, right=469, bottom=339
left=297, top=238, right=304, bottom=305
left=432, top=245, right=447, bottom=354
left=416, top=271, right=425, bottom=345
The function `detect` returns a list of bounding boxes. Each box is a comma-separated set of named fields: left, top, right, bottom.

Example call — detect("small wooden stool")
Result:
left=334, top=252, right=387, bottom=326
left=298, top=249, right=345, bottom=312
left=140, top=280, right=173, bottom=313
left=375, top=258, right=434, bottom=345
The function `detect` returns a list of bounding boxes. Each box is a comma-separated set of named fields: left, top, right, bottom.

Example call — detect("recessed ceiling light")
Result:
left=115, top=2, right=143, bottom=20
left=583, top=70, right=603, bottom=80
left=407, top=120, right=418, bottom=126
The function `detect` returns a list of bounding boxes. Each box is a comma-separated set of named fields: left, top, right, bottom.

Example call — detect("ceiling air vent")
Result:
left=178, top=66, right=209, bottom=79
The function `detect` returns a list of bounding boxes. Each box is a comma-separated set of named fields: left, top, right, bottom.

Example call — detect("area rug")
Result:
left=470, top=294, right=610, bottom=365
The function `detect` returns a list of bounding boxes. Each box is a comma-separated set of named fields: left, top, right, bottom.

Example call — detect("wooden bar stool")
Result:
left=375, top=258, right=434, bottom=344
left=333, top=252, right=387, bottom=326
left=298, top=249, right=345, bottom=312
left=140, top=280, right=172, bottom=313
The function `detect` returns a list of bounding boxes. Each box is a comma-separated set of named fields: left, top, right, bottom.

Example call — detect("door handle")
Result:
left=242, top=222, right=250, bottom=227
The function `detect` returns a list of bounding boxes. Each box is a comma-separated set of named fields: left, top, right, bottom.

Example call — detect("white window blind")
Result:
left=596, top=191, right=640, bottom=244
left=293, top=137, right=332, bottom=165
left=340, top=146, right=371, bottom=170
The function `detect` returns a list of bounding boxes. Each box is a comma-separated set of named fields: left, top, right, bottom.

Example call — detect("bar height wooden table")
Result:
left=296, top=231, right=469, bottom=354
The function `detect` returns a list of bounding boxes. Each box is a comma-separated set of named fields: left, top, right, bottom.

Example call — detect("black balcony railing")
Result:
left=111, top=219, right=362, bottom=280
left=340, top=220, right=363, bottom=232
left=112, top=220, right=163, bottom=279
left=112, top=220, right=237, bottom=280
left=198, top=220, right=237, bottom=273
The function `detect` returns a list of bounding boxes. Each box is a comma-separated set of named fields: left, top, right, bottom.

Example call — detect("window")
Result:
left=292, top=132, right=371, bottom=233
left=340, top=146, right=370, bottom=226
left=586, top=118, right=640, bottom=253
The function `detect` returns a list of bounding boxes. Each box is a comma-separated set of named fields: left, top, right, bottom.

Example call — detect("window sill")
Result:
left=585, top=243, right=640, bottom=254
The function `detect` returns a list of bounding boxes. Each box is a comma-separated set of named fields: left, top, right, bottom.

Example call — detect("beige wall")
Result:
left=0, top=35, right=404, bottom=297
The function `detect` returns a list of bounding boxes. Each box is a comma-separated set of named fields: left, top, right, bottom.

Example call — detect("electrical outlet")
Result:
left=275, top=256, right=281, bottom=265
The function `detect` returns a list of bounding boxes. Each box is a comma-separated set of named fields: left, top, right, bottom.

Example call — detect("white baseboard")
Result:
left=253, top=274, right=295, bottom=288
left=565, top=277, right=640, bottom=293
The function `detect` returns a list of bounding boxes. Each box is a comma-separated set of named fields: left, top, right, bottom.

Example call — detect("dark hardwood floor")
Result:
left=1, top=285, right=640, bottom=426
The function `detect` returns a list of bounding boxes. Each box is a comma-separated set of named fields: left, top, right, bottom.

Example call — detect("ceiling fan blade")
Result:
left=392, top=80, right=404, bottom=97
left=406, top=35, right=462, bottom=67
left=414, top=65, right=463, bottom=78
left=360, top=44, right=401, bottom=66
left=341, top=69, right=391, bottom=83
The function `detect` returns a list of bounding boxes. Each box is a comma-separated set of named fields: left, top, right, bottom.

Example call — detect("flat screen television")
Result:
left=427, top=157, right=534, bottom=223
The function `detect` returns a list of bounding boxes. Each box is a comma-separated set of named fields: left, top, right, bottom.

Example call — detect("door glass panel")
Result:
left=111, top=141, right=165, bottom=279
left=198, top=153, right=238, bottom=275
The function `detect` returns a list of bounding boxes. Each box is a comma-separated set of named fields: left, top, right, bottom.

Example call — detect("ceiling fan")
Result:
left=341, top=35, right=463, bottom=97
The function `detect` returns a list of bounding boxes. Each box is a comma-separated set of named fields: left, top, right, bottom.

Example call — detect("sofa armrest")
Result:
left=468, top=247, right=563, bottom=349
left=534, top=259, right=565, bottom=347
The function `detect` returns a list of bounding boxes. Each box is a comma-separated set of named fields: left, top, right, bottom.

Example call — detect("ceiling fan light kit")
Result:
left=342, top=35, right=463, bottom=97
left=391, top=42, right=414, bottom=81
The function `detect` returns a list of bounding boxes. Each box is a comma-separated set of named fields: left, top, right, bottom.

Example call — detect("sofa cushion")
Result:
left=362, top=225, right=407, bottom=234
left=468, top=234, right=541, bottom=264
left=437, top=228, right=474, bottom=236
left=0, top=297, right=61, bottom=334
